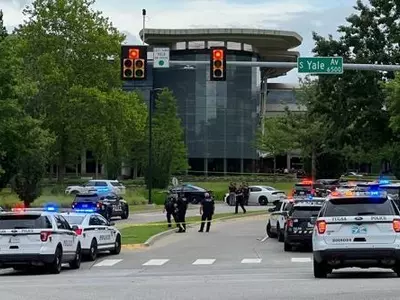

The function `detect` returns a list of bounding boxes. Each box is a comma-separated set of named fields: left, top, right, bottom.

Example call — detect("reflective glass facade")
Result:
left=152, top=49, right=259, bottom=160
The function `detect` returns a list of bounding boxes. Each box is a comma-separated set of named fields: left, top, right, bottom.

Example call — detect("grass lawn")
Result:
left=120, top=210, right=267, bottom=244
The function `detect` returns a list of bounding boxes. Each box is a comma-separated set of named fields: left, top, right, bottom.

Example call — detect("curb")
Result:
left=121, top=211, right=267, bottom=250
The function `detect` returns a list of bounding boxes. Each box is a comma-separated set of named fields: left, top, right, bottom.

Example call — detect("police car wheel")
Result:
left=313, top=258, right=328, bottom=278
left=48, top=246, right=62, bottom=274
left=266, top=222, right=276, bottom=238
left=70, top=244, right=82, bottom=269
left=277, top=225, right=284, bottom=242
left=284, top=242, right=291, bottom=252
left=258, top=196, right=268, bottom=206
left=111, top=235, right=121, bottom=255
left=393, top=263, right=400, bottom=277
left=88, top=239, right=98, bottom=261
left=121, top=206, right=129, bottom=219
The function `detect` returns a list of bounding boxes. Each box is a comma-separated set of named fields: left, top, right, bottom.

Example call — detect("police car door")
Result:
left=278, top=201, right=292, bottom=229
left=270, top=201, right=283, bottom=229
left=107, top=193, right=121, bottom=215
left=88, top=215, right=109, bottom=248
left=97, top=214, right=115, bottom=248
left=54, top=215, right=75, bottom=255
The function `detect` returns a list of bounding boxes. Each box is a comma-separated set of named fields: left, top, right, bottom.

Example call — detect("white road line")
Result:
left=241, top=258, right=262, bottom=264
left=291, top=257, right=312, bottom=263
left=142, top=259, right=170, bottom=266
left=192, top=259, right=216, bottom=265
left=93, top=259, right=123, bottom=267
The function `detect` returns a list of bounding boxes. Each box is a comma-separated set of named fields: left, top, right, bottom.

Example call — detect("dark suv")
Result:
left=71, top=192, right=129, bottom=221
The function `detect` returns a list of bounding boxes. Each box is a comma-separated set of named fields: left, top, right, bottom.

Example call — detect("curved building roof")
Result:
left=139, top=28, right=302, bottom=78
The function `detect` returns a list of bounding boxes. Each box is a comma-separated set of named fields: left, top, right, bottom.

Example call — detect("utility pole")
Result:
left=142, top=9, right=146, bottom=45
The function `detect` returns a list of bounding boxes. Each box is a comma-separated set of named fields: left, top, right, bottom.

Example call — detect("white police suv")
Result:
left=0, top=205, right=82, bottom=274
left=312, top=190, right=400, bottom=278
left=61, top=211, right=121, bottom=261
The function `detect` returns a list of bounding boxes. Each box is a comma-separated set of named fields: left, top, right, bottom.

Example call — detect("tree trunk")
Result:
left=95, top=159, right=99, bottom=179
left=273, top=156, right=277, bottom=182
left=311, top=149, right=316, bottom=181
left=57, top=156, right=65, bottom=184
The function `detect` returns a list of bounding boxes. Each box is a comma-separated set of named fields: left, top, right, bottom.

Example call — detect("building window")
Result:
left=189, top=41, right=205, bottom=49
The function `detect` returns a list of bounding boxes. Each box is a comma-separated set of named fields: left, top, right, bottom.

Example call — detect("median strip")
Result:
left=120, top=210, right=267, bottom=249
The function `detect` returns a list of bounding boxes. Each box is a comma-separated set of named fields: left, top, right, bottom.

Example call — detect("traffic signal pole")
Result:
left=143, top=60, right=400, bottom=71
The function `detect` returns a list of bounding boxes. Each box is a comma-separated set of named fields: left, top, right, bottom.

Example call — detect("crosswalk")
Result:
left=92, top=257, right=312, bottom=267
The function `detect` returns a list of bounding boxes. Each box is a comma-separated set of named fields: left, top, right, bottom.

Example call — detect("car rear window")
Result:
left=0, top=215, right=52, bottom=229
left=75, top=195, right=98, bottom=202
left=292, top=206, right=321, bottom=218
left=324, top=198, right=395, bottom=217
left=110, top=182, right=122, bottom=187
left=63, top=216, right=85, bottom=225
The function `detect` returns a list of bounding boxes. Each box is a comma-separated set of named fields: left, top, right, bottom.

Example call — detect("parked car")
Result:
left=65, top=180, right=126, bottom=196
left=224, top=185, right=286, bottom=206
left=168, top=184, right=212, bottom=204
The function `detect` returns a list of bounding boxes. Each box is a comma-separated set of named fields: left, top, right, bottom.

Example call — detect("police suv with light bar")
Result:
left=61, top=211, right=121, bottom=261
left=0, top=204, right=82, bottom=274
left=312, top=190, right=400, bottom=278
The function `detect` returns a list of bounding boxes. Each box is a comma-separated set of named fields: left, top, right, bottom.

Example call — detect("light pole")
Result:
left=148, top=88, right=163, bottom=205
left=142, top=9, right=146, bottom=45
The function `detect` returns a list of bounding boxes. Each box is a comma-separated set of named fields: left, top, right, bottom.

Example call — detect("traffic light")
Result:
left=121, top=45, right=148, bottom=80
left=210, top=47, right=226, bottom=81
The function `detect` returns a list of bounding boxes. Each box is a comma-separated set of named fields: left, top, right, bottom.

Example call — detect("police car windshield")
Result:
left=0, top=215, right=52, bottom=229
left=292, top=206, right=321, bottom=218
left=324, top=198, right=395, bottom=217
left=63, top=215, right=85, bottom=225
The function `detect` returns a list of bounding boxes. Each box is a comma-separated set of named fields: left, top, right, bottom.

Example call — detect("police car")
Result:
left=284, top=199, right=324, bottom=251
left=312, top=190, right=400, bottom=278
left=61, top=211, right=121, bottom=261
left=71, top=192, right=129, bottom=221
left=0, top=204, right=82, bottom=274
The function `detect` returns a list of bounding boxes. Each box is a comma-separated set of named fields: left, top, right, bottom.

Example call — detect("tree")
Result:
left=143, top=89, right=188, bottom=189
left=15, top=0, right=125, bottom=182
left=256, top=116, right=292, bottom=173
left=0, top=10, right=7, bottom=41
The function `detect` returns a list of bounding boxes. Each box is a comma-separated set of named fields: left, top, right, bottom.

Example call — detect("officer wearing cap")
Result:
left=198, top=192, right=215, bottom=233
left=176, top=192, right=188, bottom=232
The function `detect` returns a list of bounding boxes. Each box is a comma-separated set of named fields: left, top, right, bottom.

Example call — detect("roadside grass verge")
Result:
left=120, top=210, right=267, bottom=244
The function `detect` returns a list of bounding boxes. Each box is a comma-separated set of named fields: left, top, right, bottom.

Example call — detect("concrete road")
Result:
left=118, top=203, right=267, bottom=225
left=2, top=216, right=400, bottom=299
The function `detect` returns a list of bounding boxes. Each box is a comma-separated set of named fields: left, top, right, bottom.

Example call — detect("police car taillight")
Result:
left=287, top=219, right=293, bottom=228
left=316, top=220, right=326, bottom=234
left=40, top=231, right=52, bottom=242
left=96, top=202, right=102, bottom=208
left=393, top=219, right=400, bottom=232
left=74, top=228, right=83, bottom=235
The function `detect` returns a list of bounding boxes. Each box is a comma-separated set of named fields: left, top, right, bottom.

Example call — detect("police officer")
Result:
left=198, top=192, right=215, bottom=233
left=228, top=182, right=236, bottom=206
left=243, top=182, right=250, bottom=206
left=176, top=192, right=188, bottom=232
left=235, top=184, right=246, bottom=214
left=164, top=193, right=178, bottom=228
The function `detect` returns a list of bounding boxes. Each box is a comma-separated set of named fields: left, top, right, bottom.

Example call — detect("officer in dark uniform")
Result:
left=243, top=182, right=250, bottom=206
left=164, top=193, right=178, bottom=228
left=198, top=192, right=215, bottom=232
left=235, top=184, right=246, bottom=214
left=176, top=192, right=188, bottom=232
left=228, top=182, right=236, bottom=206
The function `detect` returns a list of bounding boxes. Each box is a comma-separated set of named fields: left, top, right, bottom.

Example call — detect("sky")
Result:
left=1, top=0, right=358, bottom=83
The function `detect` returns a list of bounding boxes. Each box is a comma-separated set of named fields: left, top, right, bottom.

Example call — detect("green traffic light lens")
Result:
left=135, top=69, right=144, bottom=77
left=214, top=69, right=222, bottom=77
left=124, top=69, right=133, bottom=77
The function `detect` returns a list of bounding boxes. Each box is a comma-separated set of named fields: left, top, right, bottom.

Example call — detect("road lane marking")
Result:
left=192, top=259, right=216, bottom=265
left=94, top=259, right=123, bottom=267
left=143, top=259, right=169, bottom=266
left=241, top=258, right=262, bottom=264
left=291, top=257, right=312, bottom=263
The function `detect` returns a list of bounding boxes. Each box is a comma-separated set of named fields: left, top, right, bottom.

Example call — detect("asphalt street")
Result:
left=118, top=203, right=267, bottom=225
left=2, top=216, right=400, bottom=299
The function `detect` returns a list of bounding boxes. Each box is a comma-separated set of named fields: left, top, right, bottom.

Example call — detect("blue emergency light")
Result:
left=43, top=203, right=59, bottom=212
left=379, top=179, right=391, bottom=184
left=74, top=208, right=96, bottom=213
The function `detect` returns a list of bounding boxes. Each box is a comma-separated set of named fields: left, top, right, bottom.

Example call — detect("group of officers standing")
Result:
left=163, top=191, right=215, bottom=233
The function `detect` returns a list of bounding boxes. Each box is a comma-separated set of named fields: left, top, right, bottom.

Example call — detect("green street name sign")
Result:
left=297, top=57, right=343, bottom=74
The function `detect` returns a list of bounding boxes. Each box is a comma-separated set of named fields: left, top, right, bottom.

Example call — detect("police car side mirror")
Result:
left=71, top=225, right=79, bottom=231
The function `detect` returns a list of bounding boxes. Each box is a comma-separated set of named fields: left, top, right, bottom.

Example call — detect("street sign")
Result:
left=297, top=57, right=343, bottom=74
left=172, top=177, right=179, bottom=187
left=153, top=47, right=170, bottom=68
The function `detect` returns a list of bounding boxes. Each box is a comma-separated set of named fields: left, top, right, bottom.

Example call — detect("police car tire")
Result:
left=48, top=246, right=63, bottom=274
left=266, top=222, right=276, bottom=238
left=313, top=258, right=328, bottom=278
left=258, top=196, right=268, bottom=206
left=69, top=243, right=82, bottom=269
left=277, top=225, right=284, bottom=242
left=284, top=242, right=291, bottom=252
left=393, top=264, right=400, bottom=277
left=121, top=206, right=129, bottom=219
left=111, top=235, right=121, bottom=255
left=88, top=239, right=98, bottom=261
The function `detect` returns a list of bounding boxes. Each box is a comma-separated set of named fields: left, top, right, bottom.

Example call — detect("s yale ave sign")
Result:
left=297, top=57, right=343, bottom=74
